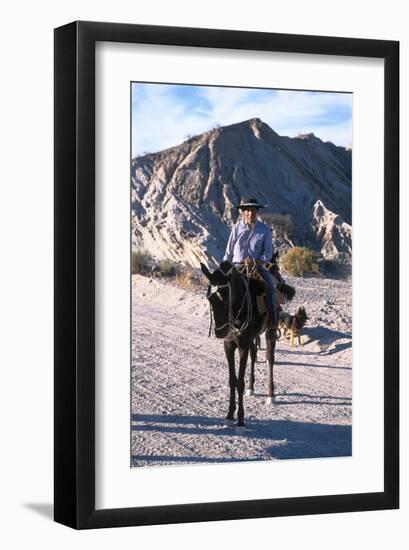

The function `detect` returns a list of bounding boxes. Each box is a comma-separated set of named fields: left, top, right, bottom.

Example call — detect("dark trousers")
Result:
left=256, top=266, right=277, bottom=325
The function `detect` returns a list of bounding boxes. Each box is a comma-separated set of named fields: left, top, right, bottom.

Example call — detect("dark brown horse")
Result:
left=201, top=258, right=294, bottom=426
left=246, top=252, right=295, bottom=400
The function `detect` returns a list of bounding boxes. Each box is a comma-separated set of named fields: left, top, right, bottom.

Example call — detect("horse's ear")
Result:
left=219, top=260, right=233, bottom=275
left=200, top=262, right=213, bottom=281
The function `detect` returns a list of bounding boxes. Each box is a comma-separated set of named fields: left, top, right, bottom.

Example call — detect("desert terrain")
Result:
left=131, top=272, right=352, bottom=467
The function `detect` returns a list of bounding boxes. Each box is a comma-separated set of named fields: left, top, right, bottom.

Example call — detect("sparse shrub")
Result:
left=132, top=249, right=151, bottom=274
left=172, top=268, right=206, bottom=290
left=174, top=269, right=194, bottom=289
left=159, top=259, right=176, bottom=276
left=280, top=247, right=320, bottom=277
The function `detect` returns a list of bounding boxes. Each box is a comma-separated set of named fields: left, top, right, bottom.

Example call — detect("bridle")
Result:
left=207, top=272, right=253, bottom=340
left=208, top=283, right=229, bottom=302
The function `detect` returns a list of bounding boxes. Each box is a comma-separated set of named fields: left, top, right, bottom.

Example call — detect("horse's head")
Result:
left=200, top=262, right=233, bottom=339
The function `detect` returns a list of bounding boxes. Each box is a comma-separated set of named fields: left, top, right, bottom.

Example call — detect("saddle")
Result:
left=234, top=263, right=274, bottom=316
left=219, top=260, right=295, bottom=319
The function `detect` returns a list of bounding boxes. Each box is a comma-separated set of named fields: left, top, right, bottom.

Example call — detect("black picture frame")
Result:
left=54, top=20, right=399, bottom=529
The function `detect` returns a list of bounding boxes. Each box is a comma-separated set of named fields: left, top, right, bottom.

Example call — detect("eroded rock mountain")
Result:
left=131, top=118, right=352, bottom=267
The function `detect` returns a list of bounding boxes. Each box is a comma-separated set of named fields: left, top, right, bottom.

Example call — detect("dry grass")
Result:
left=173, top=269, right=207, bottom=290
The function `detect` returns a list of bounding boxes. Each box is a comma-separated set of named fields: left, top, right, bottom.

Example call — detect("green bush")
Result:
left=281, top=247, right=319, bottom=277
left=132, top=249, right=151, bottom=274
left=159, top=259, right=176, bottom=276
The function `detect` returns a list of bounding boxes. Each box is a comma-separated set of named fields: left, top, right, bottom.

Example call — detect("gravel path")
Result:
left=131, top=274, right=352, bottom=467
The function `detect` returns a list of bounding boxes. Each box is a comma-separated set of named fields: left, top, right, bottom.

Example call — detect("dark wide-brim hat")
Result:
left=236, top=197, right=268, bottom=210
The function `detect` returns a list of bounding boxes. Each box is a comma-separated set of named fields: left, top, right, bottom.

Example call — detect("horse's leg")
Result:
left=265, top=330, right=276, bottom=405
left=237, top=346, right=249, bottom=426
left=246, top=340, right=257, bottom=396
left=224, top=340, right=237, bottom=422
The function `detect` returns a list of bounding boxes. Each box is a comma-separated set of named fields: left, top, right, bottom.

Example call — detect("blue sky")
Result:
left=131, top=83, right=352, bottom=158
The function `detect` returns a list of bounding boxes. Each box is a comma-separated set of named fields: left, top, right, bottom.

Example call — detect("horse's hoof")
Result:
left=245, top=389, right=254, bottom=396
left=223, top=418, right=235, bottom=427
left=265, top=396, right=274, bottom=405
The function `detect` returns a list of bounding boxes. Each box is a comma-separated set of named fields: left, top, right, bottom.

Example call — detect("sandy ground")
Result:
left=131, top=273, right=352, bottom=467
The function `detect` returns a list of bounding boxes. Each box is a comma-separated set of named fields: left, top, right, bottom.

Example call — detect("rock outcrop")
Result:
left=131, top=118, right=352, bottom=267
left=312, top=200, right=352, bottom=260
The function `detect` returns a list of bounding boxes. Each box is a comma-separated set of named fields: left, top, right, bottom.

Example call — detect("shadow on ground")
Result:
left=258, top=326, right=351, bottom=357
left=131, top=412, right=351, bottom=466
left=301, top=326, right=351, bottom=354
left=23, top=503, right=53, bottom=520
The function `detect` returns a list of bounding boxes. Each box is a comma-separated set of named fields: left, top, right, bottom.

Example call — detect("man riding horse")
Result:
left=223, top=197, right=279, bottom=333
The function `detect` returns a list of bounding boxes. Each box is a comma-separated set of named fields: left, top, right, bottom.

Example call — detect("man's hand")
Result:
left=244, top=257, right=258, bottom=267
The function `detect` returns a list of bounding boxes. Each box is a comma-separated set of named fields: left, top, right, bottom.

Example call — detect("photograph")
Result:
left=0, top=0, right=402, bottom=540
left=130, top=82, right=353, bottom=467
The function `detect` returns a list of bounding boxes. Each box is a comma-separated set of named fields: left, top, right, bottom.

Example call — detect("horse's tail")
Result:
left=277, top=282, right=296, bottom=301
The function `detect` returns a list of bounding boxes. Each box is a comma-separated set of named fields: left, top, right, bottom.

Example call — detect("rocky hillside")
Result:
left=312, top=200, right=352, bottom=261
left=131, top=118, right=352, bottom=267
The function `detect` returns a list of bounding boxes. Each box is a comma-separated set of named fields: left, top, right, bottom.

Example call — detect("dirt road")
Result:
left=131, top=274, right=352, bottom=467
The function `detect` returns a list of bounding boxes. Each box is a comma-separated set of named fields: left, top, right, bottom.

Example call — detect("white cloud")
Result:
left=132, top=86, right=212, bottom=156
left=132, top=85, right=352, bottom=156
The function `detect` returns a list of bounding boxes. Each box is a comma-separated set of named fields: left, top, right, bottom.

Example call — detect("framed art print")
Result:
left=54, top=21, right=399, bottom=528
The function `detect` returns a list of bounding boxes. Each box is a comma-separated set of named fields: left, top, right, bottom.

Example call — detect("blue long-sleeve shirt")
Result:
left=223, top=219, right=273, bottom=264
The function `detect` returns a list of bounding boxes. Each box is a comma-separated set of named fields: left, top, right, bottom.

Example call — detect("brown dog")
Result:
left=278, top=307, right=308, bottom=348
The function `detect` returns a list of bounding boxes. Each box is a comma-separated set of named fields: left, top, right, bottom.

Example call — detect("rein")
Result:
left=207, top=283, right=229, bottom=337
